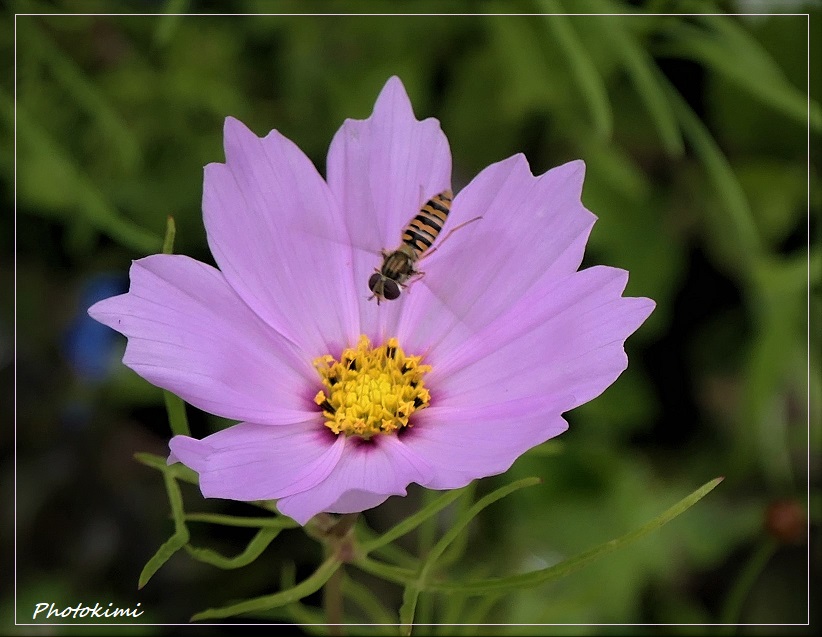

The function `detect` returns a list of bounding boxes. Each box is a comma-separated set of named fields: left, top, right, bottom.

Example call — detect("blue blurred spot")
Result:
left=63, top=273, right=128, bottom=382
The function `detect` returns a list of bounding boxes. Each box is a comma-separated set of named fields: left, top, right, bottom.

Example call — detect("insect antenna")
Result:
left=418, top=215, right=483, bottom=262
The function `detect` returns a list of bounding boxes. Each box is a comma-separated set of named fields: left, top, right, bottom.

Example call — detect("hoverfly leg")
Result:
left=402, top=269, right=426, bottom=294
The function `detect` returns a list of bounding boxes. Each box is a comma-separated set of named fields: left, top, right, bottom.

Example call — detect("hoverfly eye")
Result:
left=368, top=273, right=382, bottom=293
left=383, top=280, right=401, bottom=300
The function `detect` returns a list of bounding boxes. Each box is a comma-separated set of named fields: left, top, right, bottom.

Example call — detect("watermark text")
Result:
left=32, top=602, right=143, bottom=620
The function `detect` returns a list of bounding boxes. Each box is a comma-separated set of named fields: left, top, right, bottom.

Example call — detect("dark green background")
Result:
left=4, top=0, right=819, bottom=633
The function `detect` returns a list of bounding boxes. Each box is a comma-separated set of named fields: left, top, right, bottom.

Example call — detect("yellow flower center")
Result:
left=313, top=335, right=431, bottom=438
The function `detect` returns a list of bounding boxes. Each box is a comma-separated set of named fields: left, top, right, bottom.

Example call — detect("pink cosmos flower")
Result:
left=89, top=77, right=654, bottom=525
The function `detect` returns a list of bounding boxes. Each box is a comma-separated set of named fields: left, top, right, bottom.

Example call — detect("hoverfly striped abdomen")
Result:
left=402, top=190, right=452, bottom=257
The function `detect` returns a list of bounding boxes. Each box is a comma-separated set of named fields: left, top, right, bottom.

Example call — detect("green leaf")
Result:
left=341, top=574, right=396, bottom=624
left=398, top=477, right=541, bottom=633
left=137, top=531, right=189, bottom=591
left=183, top=512, right=300, bottom=529
left=439, top=588, right=471, bottom=628
left=185, top=527, right=281, bottom=569
left=655, top=17, right=820, bottom=131
left=755, top=250, right=822, bottom=293
left=351, top=556, right=416, bottom=586
left=138, top=471, right=190, bottom=589
left=133, top=452, right=168, bottom=471
left=134, top=452, right=199, bottom=486
left=357, top=526, right=418, bottom=569
left=665, top=81, right=763, bottom=268
left=718, top=537, right=778, bottom=629
left=462, top=592, right=505, bottom=628
left=539, top=6, right=613, bottom=138
left=738, top=315, right=799, bottom=485
left=583, top=10, right=683, bottom=155
left=166, top=468, right=188, bottom=527
left=734, top=160, right=808, bottom=250
left=483, top=15, right=555, bottom=118
left=359, top=486, right=469, bottom=555
left=399, top=585, right=420, bottom=636
left=254, top=603, right=328, bottom=628
left=154, top=0, right=191, bottom=48
left=697, top=14, right=790, bottom=81
left=434, top=482, right=477, bottom=570
left=20, top=19, right=141, bottom=171
left=191, top=556, right=342, bottom=620
left=426, top=478, right=541, bottom=574
left=426, top=477, right=724, bottom=595
left=4, top=94, right=161, bottom=253
left=413, top=491, right=441, bottom=627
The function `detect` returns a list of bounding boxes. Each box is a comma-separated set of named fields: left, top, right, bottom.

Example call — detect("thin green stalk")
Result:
left=161, top=216, right=177, bottom=254
left=399, top=478, right=541, bottom=634
left=5, top=92, right=160, bottom=253
left=191, top=556, right=343, bottom=621
left=134, top=452, right=198, bottom=485
left=354, top=556, right=417, bottom=586
left=718, top=537, right=778, bottom=631
left=138, top=470, right=190, bottom=589
left=185, top=527, right=281, bottom=569
left=436, top=482, right=476, bottom=569
left=664, top=81, right=763, bottom=268
left=415, top=490, right=439, bottom=627
left=539, top=3, right=613, bottom=138
left=341, top=575, right=396, bottom=624
left=427, top=477, right=724, bottom=594
left=325, top=565, right=344, bottom=636
left=163, top=390, right=190, bottom=437
left=183, top=512, right=299, bottom=529
left=360, top=487, right=468, bottom=554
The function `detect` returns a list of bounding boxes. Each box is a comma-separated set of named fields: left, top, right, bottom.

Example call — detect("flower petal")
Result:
left=169, top=421, right=344, bottom=502
left=276, top=433, right=434, bottom=524
left=395, top=155, right=596, bottom=354
left=204, top=117, right=359, bottom=357
left=431, top=266, right=655, bottom=411
left=88, top=254, right=316, bottom=424
left=403, top=395, right=572, bottom=489
left=325, top=76, right=452, bottom=340
left=321, top=489, right=394, bottom=516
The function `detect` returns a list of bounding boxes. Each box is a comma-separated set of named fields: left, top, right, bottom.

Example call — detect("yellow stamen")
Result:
left=313, top=335, right=431, bottom=439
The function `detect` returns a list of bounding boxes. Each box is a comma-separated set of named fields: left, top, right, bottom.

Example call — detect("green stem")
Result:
left=163, top=390, right=190, bottom=437
left=354, top=556, right=416, bottom=585
left=325, top=564, right=345, bottom=636
left=718, top=537, right=778, bottom=631
left=415, top=490, right=438, bottom=626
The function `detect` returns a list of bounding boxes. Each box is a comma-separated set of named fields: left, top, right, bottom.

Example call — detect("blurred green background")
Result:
left=4, top=0, right=820, bottom=633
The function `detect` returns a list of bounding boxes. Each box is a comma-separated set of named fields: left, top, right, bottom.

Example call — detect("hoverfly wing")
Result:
left=288, top=222, right=383, bottom=260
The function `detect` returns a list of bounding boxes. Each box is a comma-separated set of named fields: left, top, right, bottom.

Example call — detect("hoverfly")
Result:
left=368, top=190, right=480, bottom=303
